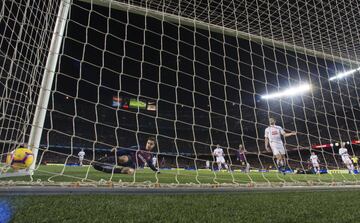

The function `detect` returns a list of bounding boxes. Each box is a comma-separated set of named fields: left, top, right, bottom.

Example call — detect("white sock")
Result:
left=276, top=160, right=281, bottom=167
left=280, top=160, right=284, bottom=167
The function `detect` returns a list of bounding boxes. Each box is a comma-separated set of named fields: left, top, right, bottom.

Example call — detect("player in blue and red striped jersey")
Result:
left=92, top=137, right=159, bottom=174
left=235, top=144, right=246, bottom=165
left=236, top=144, right=250, bottom=173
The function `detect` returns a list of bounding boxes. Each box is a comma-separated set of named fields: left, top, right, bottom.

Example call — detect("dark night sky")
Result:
left=40, top=0, right=360, bottom=155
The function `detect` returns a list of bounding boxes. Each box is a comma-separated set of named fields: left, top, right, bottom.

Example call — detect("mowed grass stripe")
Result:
left=3, top=190, right=360, bottom=223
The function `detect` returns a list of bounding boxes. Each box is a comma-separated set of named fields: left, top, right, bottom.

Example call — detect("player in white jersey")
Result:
left=264, top=118, right=296, bottom=172
left=78, top=149, right=85, bottom=166
left=338, top=142, right=355, bottom=174
left=309, top=152, right=320, bottom=174
left=152, top=156, right=157, bottom=168
left=205, top=160, right=210, bottom=169
left=213, top=145, right=229, bottom=171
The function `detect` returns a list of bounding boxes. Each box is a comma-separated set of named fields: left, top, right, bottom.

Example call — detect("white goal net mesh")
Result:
left=0, top=0, right=60, bottom=168
left=1, top=0, right=360, bottom=187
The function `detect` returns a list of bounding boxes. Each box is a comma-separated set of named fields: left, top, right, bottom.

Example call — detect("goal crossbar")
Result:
left=79, top=0, right=360, bottom=67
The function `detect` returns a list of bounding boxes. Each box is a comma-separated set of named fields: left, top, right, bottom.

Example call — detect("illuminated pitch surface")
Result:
left=1, top=165, right=359, bottom=185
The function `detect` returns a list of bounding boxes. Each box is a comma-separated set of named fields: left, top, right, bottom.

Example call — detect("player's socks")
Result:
left=346, top=165, right=354, bottom=174
left=279, top=160, right=284, bottom=167
left=92, top=163, right=104, bottom=172
left=281, top=166, right=286, bottom=175
left=276, top=160, right=281, bottom=171
left=278, top=165, right=285, bottom=173
left=92, top=162, right=124, bottom=173
left=92, top=156, right=125, bottom=173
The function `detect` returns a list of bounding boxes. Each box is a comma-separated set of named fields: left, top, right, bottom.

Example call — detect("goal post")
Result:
left=1, top=0, right=360, bottom=188
left=28, top=0, right=71, bottom=174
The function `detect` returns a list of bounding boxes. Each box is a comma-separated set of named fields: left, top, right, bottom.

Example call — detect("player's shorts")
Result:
left=270, top=142, right=285, bottom=156
left=79, top=157, right=84, bottom=161
left=342, top=156, right=352, bottom=165
left=216, top=157, right=226, bottom=163
left=116, top=149, right=136, bottom=168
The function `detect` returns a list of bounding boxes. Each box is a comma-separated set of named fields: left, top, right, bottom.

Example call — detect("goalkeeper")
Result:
left=92, top=137, right=159, bottom=174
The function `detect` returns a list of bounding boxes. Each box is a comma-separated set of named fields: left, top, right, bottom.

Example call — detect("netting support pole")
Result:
left=28, top=0, right=71, bottom=174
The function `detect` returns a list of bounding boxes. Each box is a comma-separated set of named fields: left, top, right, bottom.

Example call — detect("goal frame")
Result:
left=4, top=0, right=359, bottom=187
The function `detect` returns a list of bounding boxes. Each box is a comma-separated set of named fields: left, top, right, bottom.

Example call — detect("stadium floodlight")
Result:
left=329, top=67, right=360, bottom=80
left=261, top=84, right=311, bottom=100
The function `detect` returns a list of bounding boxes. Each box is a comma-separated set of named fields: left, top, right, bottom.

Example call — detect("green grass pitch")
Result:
left=2, top=165, right=360, bottom=222
left=2, top=190, right=360, bottom=222
left=1, top=165, right=360, bottom=186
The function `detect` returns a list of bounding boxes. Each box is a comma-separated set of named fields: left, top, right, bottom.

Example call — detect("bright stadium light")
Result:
left=329, top=67, right=360, bottom=80
left=261, top=84, right=311, bottom=100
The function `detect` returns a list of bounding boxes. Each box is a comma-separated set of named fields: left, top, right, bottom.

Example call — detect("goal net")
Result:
left=1, top=0, right=360, bottom=187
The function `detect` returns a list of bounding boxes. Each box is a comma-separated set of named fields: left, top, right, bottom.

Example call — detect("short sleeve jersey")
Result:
left=265, top=125, right=285, bottom=144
